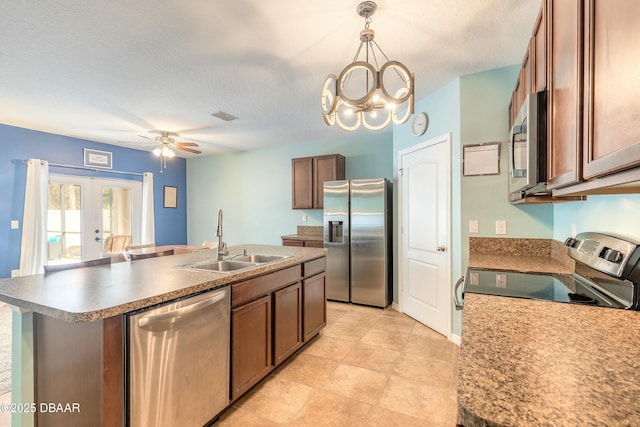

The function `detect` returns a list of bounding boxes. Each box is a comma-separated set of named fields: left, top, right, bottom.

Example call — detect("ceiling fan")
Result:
left=139, top=130, right=202, bottom=172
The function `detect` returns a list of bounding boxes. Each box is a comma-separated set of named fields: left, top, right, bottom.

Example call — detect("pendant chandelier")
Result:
left=321, top=1, right=414, bottom=131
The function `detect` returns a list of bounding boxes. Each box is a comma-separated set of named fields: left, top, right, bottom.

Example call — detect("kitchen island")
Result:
left=0, top=244, right=326, bottom=427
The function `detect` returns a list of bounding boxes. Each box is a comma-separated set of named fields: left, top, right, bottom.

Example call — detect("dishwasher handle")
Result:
left=453, top=276, right=465, bottom=311
left=138, top=290, right=227, bottom=331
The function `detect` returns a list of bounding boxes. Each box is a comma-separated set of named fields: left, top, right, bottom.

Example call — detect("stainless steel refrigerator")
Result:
left=323, top=178, right=392, bottom=307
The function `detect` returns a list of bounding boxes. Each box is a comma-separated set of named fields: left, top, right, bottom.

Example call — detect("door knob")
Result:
left=436, top=245, right=446, bottom=252
left=95, top=237, right=103, bottom=242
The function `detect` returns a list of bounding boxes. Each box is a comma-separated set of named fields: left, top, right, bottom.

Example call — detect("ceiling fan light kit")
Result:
left=146, top=131, right=202, bottom=172
left=321, top=1, right=415, bottom=131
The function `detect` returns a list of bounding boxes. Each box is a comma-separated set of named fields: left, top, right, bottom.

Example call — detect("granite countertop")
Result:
left=0, top=244, right=326, bottom=322
left=281, top=225, right=323, bottom=242
left=458, top=294, right=640, bottom=426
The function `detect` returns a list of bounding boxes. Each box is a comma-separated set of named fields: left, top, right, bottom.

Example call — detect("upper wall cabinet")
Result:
left=292, top=154, right=345, bottom=209
left=582, top=0, right=640, bottom=179
left=547, top=0, right=583, bottom=190
left=509, top=5, right=546, bottom=129
left=546, top=0, right=640, bottom=196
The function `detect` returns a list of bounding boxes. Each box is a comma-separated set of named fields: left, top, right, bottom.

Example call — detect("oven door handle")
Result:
left=453, top=276, right=465, bottom=310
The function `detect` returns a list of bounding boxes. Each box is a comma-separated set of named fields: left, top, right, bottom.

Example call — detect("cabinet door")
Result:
left=303, top=273, right=327, bottom=342
left=304, top=241, right=324, bottom=248
left=313, top=155, right=345, bottom=208
left=292, top=157, right=313, bottom=209
left=231, top=295, right=272, bottom=401
left=533, top=4, right=547, bottom=92
left=547, top=0, right=583, bottom=189
left=583, top=0, right=640, bottom=178
left=273, top=282, right=303, bottom=366
left=520, top=48, right=532, bottom=104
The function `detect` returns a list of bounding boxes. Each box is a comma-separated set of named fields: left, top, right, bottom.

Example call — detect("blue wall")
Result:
left=0, top=124, right=187, bottom=278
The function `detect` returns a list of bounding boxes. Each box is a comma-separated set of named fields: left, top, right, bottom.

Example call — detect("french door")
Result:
left=47, top=176, right=142, bottom=264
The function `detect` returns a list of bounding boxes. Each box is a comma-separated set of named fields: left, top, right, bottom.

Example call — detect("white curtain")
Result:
left=19, top=159, right=49, bottom=276
left=141, top=172, right=155, bottom=245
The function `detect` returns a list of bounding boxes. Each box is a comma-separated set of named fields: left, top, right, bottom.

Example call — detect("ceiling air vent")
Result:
left=211, top=111, right=238, bottom=122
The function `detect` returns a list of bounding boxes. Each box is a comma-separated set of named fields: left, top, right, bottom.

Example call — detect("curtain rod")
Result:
left=23, top=160, right=145, bottom=177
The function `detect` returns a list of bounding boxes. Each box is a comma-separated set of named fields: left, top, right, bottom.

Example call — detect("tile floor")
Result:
left=218, top=301, right=460, bottom=426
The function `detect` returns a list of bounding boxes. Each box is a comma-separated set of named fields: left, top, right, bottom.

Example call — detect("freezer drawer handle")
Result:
left=453, top=276, right=465, bottom=311
left=138, top=290, right=227, bottom=331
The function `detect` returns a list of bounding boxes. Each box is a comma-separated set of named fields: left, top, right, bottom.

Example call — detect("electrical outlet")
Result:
left=302, top=215, right=308, bottom=222
left=571, top=224, right=576, bottom=237
left=11, top=220, right=19, bottom=230
left=469, top=220, right=479, bottom=233
left=496, top=273, right=507, bottom=288
left=495, top=220, right=507, bottom=235
left=11, top=269, right=20, bottom=278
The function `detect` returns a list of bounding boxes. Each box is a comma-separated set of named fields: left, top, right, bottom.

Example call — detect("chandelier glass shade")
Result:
left=321, top=1, right=414, bottom=131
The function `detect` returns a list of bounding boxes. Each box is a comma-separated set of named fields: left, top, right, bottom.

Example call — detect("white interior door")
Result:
left=399, top=134, right=451, bottom=337
left=47, top=176, right=141, bottom=263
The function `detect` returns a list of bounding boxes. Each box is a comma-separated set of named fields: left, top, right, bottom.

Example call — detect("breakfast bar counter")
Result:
left=0, top=244, right=326, bottom=322
left=458, top=293, right=640, bottom=426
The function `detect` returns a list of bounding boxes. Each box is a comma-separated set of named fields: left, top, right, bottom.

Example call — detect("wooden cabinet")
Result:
left=547, top=0, right=584, bottom=190
left=282, top=239, right=324, bottom=248
left=231, top=295, right=272, bottom=401
left=303, top=272, right=326, bottom=341
left=292, top=154, right=345, bottom=209
left=302, top=257, right=327, bottom=342
left=532, top=5, right=547, bottom=92
left=230, top=258, right=327, bottom=401
left=582, top=0, right=640, bottom=179
left=273, top=283, right=303, bottom=366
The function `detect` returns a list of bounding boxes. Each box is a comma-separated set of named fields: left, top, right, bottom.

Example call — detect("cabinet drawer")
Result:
left=303, top=257, right=326, bottom=278
left=232, top=265, right=301, bottom=307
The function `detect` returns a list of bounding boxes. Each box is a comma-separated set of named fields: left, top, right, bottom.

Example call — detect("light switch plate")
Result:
left=496, top=220, right=507, bottom=235
left=469, top=220, right=479, bottom=233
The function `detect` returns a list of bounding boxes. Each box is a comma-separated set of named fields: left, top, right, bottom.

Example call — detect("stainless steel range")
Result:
left=455, top=232, right=640, bottom=310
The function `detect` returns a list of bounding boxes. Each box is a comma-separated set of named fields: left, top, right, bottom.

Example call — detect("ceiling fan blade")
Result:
left=138, top=134, right=153, bottom=140
left=175, top=142, right=199, bottom=147
left=177, top=146, right=202, bottom=154
left=149, top=130, right=179, bottom=137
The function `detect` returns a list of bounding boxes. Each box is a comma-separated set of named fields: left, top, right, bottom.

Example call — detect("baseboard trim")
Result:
left=450, top=333, right=461, bottom=346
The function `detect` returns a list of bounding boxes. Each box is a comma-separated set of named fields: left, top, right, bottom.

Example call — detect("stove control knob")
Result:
left=605, top=249, right=623, bottom=264
left=564, top=237, right=580, bottom=248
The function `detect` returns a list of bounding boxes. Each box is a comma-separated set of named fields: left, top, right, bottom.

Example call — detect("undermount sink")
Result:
left=232, top=254, right=290, bottom=263
left=177, top=260, right=257, bottom=273
left=176, top=253, right=290, bottom=273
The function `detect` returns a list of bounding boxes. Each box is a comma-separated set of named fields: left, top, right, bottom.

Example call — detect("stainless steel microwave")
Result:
left=508, top=91, right=548, bottom=202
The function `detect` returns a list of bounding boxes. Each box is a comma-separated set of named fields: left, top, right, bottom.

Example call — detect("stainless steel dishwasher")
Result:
left=128, top=288, right=230, bottom=426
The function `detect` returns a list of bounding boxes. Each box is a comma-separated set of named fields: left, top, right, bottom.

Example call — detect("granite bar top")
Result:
left=0, top=244, right=326, bottom=322
left=281, top=225, right=324, bottom=242
left=458, top=294, right=640, bottom=426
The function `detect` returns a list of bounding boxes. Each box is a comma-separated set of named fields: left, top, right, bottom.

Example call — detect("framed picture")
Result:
left=163, top=186, right=178, bottom=208
left=463, top=142, right=501, bottom=176
left=83, top=149, right=113, bottom=169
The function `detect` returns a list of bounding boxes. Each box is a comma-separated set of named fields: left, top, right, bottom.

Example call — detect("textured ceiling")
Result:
left=0, top=0, right=540, bottom=157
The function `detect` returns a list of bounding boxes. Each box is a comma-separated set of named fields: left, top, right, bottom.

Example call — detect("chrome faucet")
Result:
left=216, top=209, right=228, bottom=260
